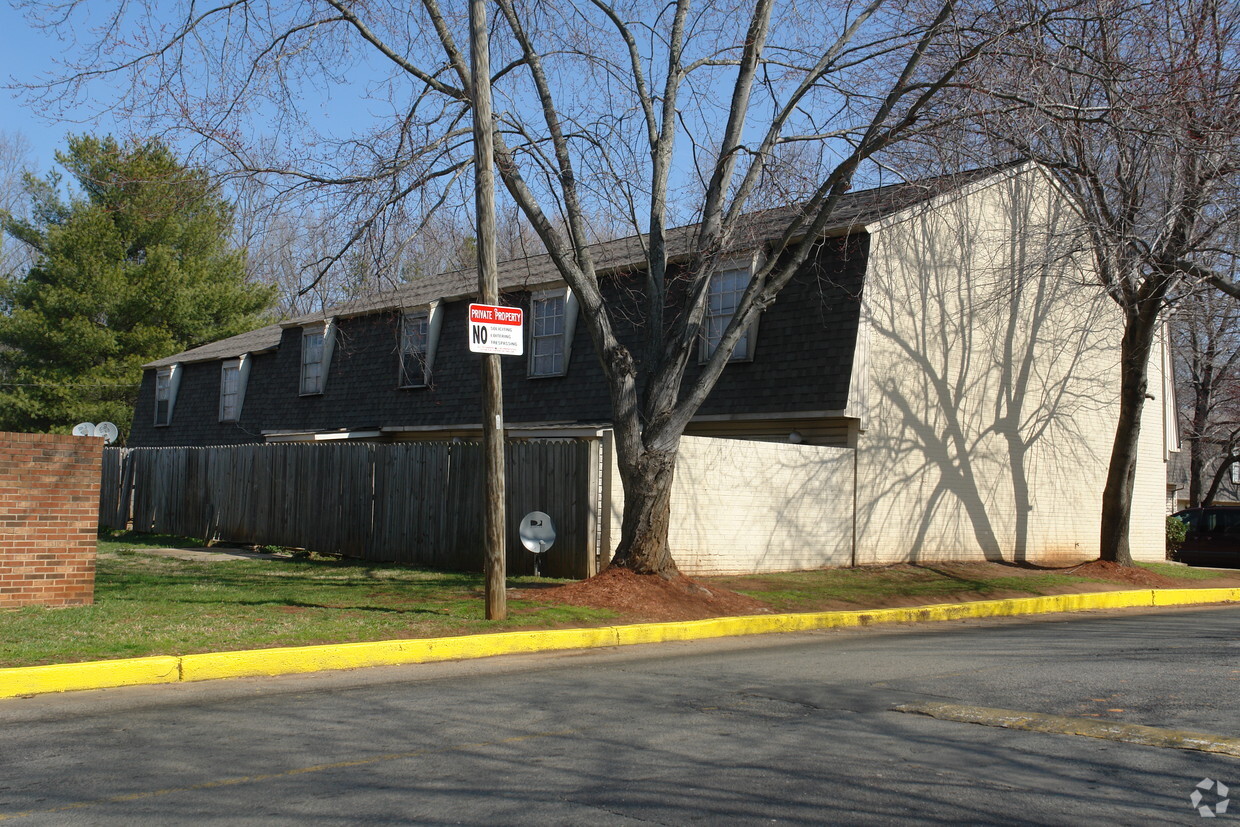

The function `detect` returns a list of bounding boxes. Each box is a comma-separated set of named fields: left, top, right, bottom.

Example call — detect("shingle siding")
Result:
left=690, top=235, right=866, bottom=417
left=128, top=237, right=866, bottom=446
left=608, top=435, right=857, bottom=576
left=130, top=360, right=269, bottom=447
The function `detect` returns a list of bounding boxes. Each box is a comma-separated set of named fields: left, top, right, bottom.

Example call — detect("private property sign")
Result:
left=468, top=303, right=524, bottom=356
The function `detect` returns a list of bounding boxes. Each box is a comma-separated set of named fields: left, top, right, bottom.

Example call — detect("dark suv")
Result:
left=1169, top=506, right=1240, bottom=567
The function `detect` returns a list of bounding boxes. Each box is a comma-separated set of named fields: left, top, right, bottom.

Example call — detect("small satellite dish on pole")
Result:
left=71, top=422, right=95, bottom=437
left=93, top=422, right=119, bottom=445
left=519, top=511, right=556, bottom=577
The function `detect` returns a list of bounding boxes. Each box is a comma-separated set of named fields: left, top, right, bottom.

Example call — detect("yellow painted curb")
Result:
left=3, top=587, right=1238, bottom=699
left=0, top=656, right=180, bottom=700
left=1151, top=587, right=1240, bottom=607
left=179, top=627, right=621, bottom=682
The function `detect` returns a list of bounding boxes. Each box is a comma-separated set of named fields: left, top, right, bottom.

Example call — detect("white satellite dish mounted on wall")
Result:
left=71, top=422, right=95, bottom=437
left=519, top=511, right=556, bottom=577
left=93, top=422, right=119, bottom=445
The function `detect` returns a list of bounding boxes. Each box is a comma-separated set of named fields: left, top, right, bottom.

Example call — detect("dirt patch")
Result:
left=1057, top=559, right=1182, bottom=587
left=519, top=566, right=768, bottom=622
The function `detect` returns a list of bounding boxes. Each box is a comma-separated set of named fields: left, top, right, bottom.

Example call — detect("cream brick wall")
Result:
left=1131, top=324, right=1175, bottom=560
left=606, top=435, right=855, bottom=575
left=856, top=166, right=1170, bottom=564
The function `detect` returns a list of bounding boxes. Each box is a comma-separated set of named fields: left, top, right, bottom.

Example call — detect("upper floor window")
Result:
left=400, top=310, right=430, bottom=387
left=155, top=370, right=173, bottom=426
left=530, top=293, right=566, bottom=377
left=702, top=266, right=756, bottom=361
left=154, top=364, right=181, bottom=426
left=219, top=357, right=251, bottom=422
left=300, top=324, right=329, bottom=395
left=220, top=362, right=241, bottom=421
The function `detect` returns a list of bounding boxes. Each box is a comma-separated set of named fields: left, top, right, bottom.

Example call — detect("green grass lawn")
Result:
left=2, top=533, right=1236, bottom=669
left=705, top=560, right=1237, bottom=613
left=0, top=533, right=615, bottom=668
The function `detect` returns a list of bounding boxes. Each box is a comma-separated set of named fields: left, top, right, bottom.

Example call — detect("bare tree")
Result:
left=1174, top=276, right=1240, bottom=506
left=17, top=0, right=1045, bottom=574
left=232, top=174, right=555, bottom=317
left=961, top=0, right=1240, bottom=564
left=0, top=130, right=33, bottom=277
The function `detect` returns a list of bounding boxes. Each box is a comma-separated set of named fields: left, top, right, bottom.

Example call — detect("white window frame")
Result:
left=398, top=302, right=442, bottom=388
left=153, top=364, right=182, bottom=426
left=528, top=287, right=578, bottom=378
left=218, top=355, right=251, bottom=422
left=219, top=361, right=241, bottom=422
left=299, top=320, right=335, bottom=396
left=700, top=258, right=760, bottom=363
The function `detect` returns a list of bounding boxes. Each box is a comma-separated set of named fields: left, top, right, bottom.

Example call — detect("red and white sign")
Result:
left=468, top=303, right=524, bottom=356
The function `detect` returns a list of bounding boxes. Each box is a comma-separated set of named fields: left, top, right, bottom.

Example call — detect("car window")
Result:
left=1204, top=511, right=1219, bottom=534
left=1220, top=510, right=1240, bottom=536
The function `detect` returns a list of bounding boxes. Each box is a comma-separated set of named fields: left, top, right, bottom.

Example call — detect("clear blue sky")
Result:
left=0, top=4, right=121, bottom=174
left=0, top=3, right=414, bottom=183
left=0, top=3, right=891, bottom=224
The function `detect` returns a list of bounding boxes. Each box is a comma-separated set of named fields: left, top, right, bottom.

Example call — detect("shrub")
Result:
left=1166, top=515, right=1188, bottom=551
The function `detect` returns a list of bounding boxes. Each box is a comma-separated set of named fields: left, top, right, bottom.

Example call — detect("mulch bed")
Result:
left=1057, top=559, right=1182, bottom=587
left=522, top=566, right=768, bottom=622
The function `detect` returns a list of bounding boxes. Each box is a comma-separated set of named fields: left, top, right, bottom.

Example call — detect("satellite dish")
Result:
left=71, top=422, right=95, bottom=437
left=519, top=511, right=556, bottom=554
left=93, top=422, right=119, bottom=445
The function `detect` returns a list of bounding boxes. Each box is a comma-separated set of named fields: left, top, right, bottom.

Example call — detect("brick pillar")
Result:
left=0, top=432, right=102, bottom=607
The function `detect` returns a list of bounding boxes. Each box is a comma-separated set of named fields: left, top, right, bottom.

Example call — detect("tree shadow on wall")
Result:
left=856, top=173, right=1117, bottom=564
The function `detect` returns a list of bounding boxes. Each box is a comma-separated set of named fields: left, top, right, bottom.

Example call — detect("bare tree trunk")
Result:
left=1099, top=311, right=1159, bottom=565
left=1188, top=436, right=1206, bottom=507
left=1187, top=360, right=1214, bottom=507
left=610, top=444, right=679, bottom=575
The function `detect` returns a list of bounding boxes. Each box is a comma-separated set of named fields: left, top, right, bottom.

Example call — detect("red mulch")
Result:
left=526, top=566, right=769, bottom=622
left=1061, top=559, right=1181, bottom=587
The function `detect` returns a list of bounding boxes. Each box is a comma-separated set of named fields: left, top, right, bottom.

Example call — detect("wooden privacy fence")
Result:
left=99, top=441, right=602, bottom=578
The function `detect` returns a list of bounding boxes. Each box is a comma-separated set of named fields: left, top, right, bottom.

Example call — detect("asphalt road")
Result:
left=2, top=606, right=1240, bottom=825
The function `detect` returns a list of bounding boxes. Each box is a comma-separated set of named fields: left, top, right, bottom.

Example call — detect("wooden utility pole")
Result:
left=470, top=0, right=506, bottom=620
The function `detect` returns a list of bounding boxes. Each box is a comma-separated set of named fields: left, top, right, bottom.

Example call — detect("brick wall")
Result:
left=607, top=435, right=856, bottom=575
left=856, top=167, right=1169, bottom=564
left=0, top=432, right=101, bottom=607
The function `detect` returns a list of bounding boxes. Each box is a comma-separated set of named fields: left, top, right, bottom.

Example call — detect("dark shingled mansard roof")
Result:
left=146, top=165, right=1012, bottom=368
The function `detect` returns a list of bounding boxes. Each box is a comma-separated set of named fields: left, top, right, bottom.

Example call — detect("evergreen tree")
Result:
left=0, top=135, right=274, bottom=436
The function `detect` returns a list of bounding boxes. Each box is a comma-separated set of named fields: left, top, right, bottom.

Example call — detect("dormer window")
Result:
left=397, top=302, right=442, bottom=389
left=155, top=370, right=172, bottom=425
left=301, top=329, right=324, bottom=394
left=220, top=362, right=240, bottom=421
left=528, top=288, right=578, bottom=378
left=299, top=320, right=335, bottom=396
left=153, top=365, right=182, bottom=426
left=400, top=311, right=430, bottom=387
left=531, top=295, right=565, bottom=376
left=219, top=355, right=251, bottom=422
left=701, top=265, right=757, bottom=362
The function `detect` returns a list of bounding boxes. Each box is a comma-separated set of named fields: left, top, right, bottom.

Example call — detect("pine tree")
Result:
left=0, top=135, right=274, bottom=436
